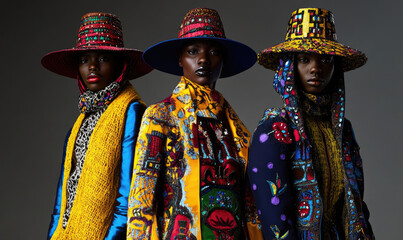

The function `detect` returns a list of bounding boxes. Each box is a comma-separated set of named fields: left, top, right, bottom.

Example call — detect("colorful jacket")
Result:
left=127, top=77, right=262, bottom=240
left=47, top=83, right=145, bottom=239
left=247, top=58, right=374, bottom=240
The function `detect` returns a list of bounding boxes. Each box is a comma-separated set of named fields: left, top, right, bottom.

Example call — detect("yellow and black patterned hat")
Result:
left=258, top=8, right=367, bottom=72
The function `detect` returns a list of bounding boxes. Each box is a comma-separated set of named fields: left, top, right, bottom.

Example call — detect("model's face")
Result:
left=296, top=52, right=335, bottom=94
left=179, top=39, right=223, bottom=89
left=78, top=51, right=121, bottom=91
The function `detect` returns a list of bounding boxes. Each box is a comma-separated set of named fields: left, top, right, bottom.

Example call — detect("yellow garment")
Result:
left=304, top=113, right=345, bottom=239
left=51, top=84, right=143, bottom=239
left=127, top=77, right=262, bottom=240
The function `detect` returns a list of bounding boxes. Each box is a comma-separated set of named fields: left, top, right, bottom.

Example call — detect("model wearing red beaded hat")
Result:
left=42, top=12, right=152, bottom=239
left=127, top=7, right=263, bottom=240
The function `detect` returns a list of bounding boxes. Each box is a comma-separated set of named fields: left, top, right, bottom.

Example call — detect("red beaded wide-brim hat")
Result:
left=41, top=12, right=152, bottom=79
left=143, top=8, right=256, bottom=78
left=258, top=8, right=367, bottom=72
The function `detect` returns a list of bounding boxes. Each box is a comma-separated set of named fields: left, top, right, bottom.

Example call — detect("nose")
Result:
left=310, top=59, right=322, bottom=75
left=88, top=59, right=99, bottom=72
left=198, top=51, right=210, bottom=66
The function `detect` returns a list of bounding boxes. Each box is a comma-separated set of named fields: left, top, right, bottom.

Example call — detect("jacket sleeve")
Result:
left=247, top=116, right=297, bottom=240
left=105, top=102, right=146, bottom=240
left=344, top=120, right=374, bottom=239
left=127, top=104, right=168, bottom=240
left=47, top=130, right=71, bottom=240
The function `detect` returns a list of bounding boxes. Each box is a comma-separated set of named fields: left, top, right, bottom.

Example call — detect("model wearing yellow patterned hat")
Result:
left=258, top=8, right=367, bottom=72
left=248, top=8, right=374, bottom=240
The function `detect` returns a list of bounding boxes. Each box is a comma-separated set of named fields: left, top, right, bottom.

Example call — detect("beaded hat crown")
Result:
left=258, top=8, right=367, bottom=72
left=143, top=8, right=256, bottom=78
left=41, top=12, right=152, bottom=79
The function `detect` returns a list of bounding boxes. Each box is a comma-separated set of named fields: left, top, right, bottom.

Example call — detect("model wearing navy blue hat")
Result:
left=142, top=8, right=256, bottom=78
left=127, top=7, right=263, bottom=240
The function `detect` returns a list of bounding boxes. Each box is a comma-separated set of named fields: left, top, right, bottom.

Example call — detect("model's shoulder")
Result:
left=127, top=101, right=146, bottom=113
left=143, top=96, right=173, bottom=122
left=145, top=96, right=171, bottom=112
left=342, top=118, right=359, bottom=145
left=253, top=107, right=295, bottom=146
left=343, top=118, right=353, bottom=129
left=258, top=107, right=289, bottom=126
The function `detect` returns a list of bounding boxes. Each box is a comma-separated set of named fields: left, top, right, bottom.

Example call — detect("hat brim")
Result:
left=41, top=46, right=153, bottom=79
left=143, top=37, right=257, bottom=78
left=258, top=38, right=367, bottom=72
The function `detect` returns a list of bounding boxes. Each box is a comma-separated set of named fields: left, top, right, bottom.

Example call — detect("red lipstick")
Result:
left=87, top=74, right=99, bottom=83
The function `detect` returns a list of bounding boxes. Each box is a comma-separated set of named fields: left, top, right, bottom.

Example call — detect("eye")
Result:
left=98, top=55, right=110, bottom=62
left=210, top=48, right=221, bottom=56
left=79, top=57, right=88, bottom=64
left=321, top=56, right=334, bottom=64
left=187, top=48, right=198, bottom=55
left=298, top=56, right=309, bottom=63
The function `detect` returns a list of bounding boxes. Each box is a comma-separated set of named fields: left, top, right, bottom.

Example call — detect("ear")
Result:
left=178, top=56, right=183, bottom=67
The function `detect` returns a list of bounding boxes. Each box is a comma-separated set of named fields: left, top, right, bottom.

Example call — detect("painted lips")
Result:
left=307, top=78, right=324, bottom=87
left=195, top=67, right=211, bottom=77
left=87, top=74, right=100, bottom=83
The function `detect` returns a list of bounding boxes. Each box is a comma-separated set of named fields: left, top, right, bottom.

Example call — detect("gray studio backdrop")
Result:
left=1, top=0, right=401, bottom=238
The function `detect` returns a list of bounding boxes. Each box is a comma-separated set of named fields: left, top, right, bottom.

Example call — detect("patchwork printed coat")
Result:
left=127, top=78, right=262, bottom=240
left=247, top=58, right=374, bottom=240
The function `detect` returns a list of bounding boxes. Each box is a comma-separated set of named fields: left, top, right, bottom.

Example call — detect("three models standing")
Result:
left=42, top=7, right=374, bottom=240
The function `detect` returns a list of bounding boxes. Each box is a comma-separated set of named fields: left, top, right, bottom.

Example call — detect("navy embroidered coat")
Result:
left=247, top=58, right=374, bottom=240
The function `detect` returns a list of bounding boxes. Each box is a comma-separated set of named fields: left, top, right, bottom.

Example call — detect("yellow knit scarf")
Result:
left=51, top=83, right=144, bottom=240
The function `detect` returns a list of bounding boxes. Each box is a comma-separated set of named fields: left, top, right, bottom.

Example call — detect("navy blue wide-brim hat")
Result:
left=143, top=8, right=256, bottom=78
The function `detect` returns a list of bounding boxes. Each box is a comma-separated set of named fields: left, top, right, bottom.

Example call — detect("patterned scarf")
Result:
left=171, top=77, right=249, bottom=154
left=184, top=77, right=225, bottom=118
left=78, top=81, right=123, bottom=113
left=77, top=62, right=129, bottom=113
left=300, top=92, right=331, bottom=118
left=301, top=91, right=344, bottom=239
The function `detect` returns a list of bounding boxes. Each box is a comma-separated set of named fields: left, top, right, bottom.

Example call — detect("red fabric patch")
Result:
left=298, top=201, right=310, bottom=218
left=293, top=129, right=300, bottom=142
left=170, top=214, right=190, bottom=240
left=272, top=122, right=292, bottom=144
left=206, top=209, right=237, bottom=231
left=148, top=135, right=163, bottom=158
left=191, top=123, right=199, bottom=147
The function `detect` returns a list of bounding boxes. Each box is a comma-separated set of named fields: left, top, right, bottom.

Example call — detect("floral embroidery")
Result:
left=267, top=173, right=287, bottom=206
left=273, top=122, right=292, bottom=144
left=259, top=122, right=292, bottom=144
left=270, top=225, right=289, bottom=239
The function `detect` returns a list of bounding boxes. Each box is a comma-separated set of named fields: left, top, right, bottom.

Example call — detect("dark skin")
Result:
left=78, top=51, right=123, bottom=91
left=179, top=39, right=223, bottom=89
left=296, top=52, right=335, bottom=94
